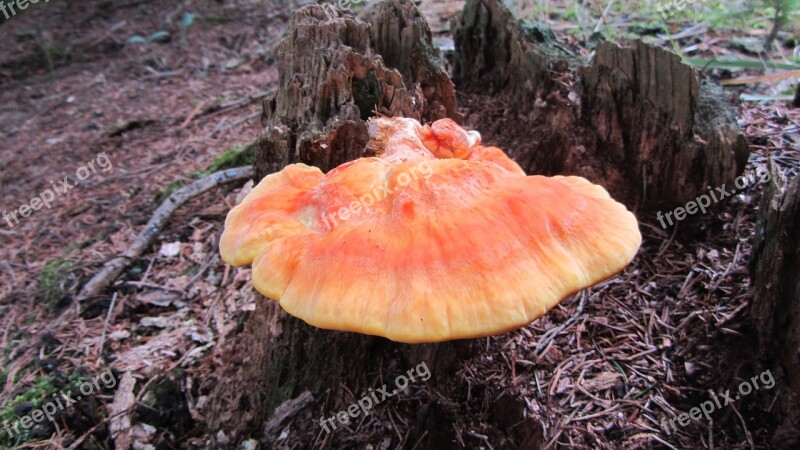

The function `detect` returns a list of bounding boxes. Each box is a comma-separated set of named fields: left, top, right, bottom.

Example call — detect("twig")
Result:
left=143, top=69, right=184, bottom=80
left=465, top=431, right=494, bottom=450
left=180, top=100, right=208, bottom=128
left=409, top=431, right=429, bottom=450
left=98, top=292, right=118, bottom=356
left=656, top=22, right=708, bottom=43
left=76, top=166, right=253, bottom=302
left=197, top=90, right=272, bottom=123
left=184, top=254, right=217, bottom=293
left=209, top=117, right=228, bottom=138
left=764, top=2, right=783, bottom=51
left=593, top=0, right=616, bottom=34
left=66, top=406, right=137, bottom=450
left=728, top=401, right=755, bottom=450
left=705, top=242, right=741, bottom=301
left=534, top=291, right=588, bottom=356
left=219, top=111, right=261, bottom=132
left=3, top=353, right=32, bottom=396
left=264, top=391, right=314, bottom=441
left=0, top=260, right=16, bottom=283
left=123, top=280, right=186, bottom=295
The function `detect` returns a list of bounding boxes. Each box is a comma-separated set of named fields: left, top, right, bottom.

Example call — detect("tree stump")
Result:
left=204, top=0, right=754, bottom=447
left=750, top=168, right=800, bottom=448
left=207, top=2, right=471, bottom=448
left=453, top=0, right=749, bottom=212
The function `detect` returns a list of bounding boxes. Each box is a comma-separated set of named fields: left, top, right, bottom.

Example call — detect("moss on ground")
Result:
left=37, top=259, right=74, bottom=309
left=153, top=142, right=255, bottom=203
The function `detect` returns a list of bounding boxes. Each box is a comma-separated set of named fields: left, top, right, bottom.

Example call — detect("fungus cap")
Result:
left=220, top=117, right=641, bottom=343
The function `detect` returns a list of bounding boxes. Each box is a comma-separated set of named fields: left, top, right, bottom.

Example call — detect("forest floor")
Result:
left=0, top=0, right=798, bottom=449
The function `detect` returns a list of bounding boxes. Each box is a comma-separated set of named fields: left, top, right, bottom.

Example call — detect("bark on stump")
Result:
left=207, top=2, right=472, bottom=448
left=253, top=0, right=456, bottom=180
left=750, top=169, right=800, bottom=448
left=452, top=0, right=749, bottom=212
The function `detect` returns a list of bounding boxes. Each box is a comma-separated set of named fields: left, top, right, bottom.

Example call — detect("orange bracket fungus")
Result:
left=220, top=117, right=642, bottom=343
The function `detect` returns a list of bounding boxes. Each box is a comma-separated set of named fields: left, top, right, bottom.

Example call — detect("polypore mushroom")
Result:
left=220, top=117, right=641, bottom=343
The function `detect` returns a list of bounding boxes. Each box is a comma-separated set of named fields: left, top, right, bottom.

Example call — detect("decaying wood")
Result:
left=207, top=3, right=469, bottom=447
left=253, top=0, right=456, bottom=180
left=453, top=0, right=749, bottom=212
left=263, top=391, right=314, bottom=444
left=452, top=0, right=581, bottom=104
left=360, top=0, right=457, bottom=122
left=77, top=167, right=253, bottom=302
left=750, top=167, right=800, bottom=447
left=206, top=295, right=472, bottom=446
left=205, top=0, right=756, bottom=447
left=109, top=372, right=137, bottom=450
